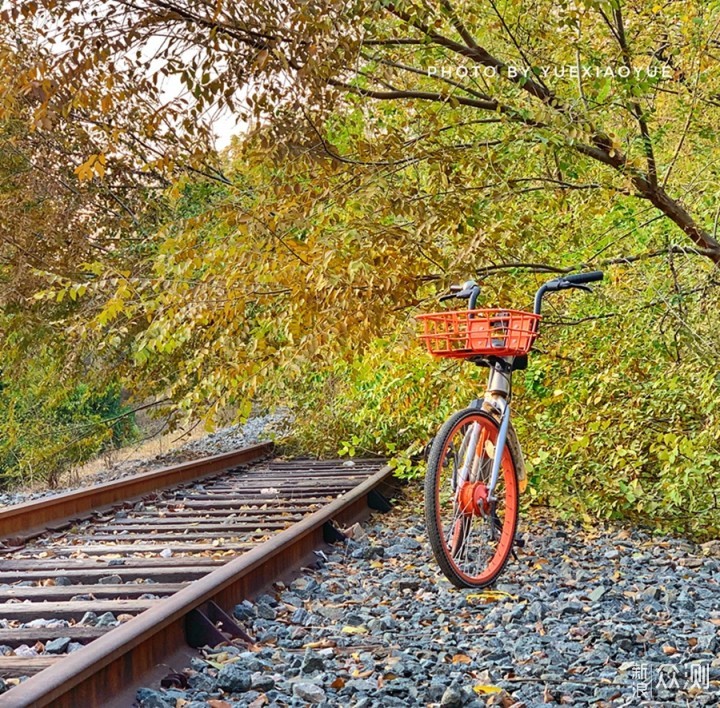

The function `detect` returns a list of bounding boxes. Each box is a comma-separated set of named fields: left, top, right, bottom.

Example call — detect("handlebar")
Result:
left=533, top=270, right=603, bottom=314
left=439, top=270, right=603, bottom=316
left=439, top=279, right=481, bottom=308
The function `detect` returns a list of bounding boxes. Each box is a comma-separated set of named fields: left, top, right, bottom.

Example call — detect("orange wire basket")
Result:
left=416, top=309, right=541, bottom=359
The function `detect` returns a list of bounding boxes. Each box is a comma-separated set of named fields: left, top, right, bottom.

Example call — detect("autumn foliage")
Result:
left=0, top=2, right=718, bottom=536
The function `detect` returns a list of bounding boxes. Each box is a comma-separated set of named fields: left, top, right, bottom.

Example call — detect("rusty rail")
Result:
left=0, top=455, right=394, bottom=707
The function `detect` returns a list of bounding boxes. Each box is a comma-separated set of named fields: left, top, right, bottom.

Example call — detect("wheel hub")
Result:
left=457, top=481, right=490, bottom=516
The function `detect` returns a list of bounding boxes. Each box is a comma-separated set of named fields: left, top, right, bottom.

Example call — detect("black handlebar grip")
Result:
left=564, top=270, right=604, bottom=285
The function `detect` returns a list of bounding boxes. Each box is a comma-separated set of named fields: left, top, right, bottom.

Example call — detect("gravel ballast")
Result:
left=135, top=496, right=720, bottom=707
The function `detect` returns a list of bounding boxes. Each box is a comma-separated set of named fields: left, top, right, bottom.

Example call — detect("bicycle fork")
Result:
left=455, top=399, right=510, bottom=495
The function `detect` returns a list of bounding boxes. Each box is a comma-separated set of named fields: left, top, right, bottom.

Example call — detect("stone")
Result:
left=95, top=612, right=117, bottom=627
left=291, top=608, right=310, bottom=625
left=44, top=637, right=71, bottom=654
left=98, top=574, right=122, bottom=585
left=344, top=522, right=367, bottom=541
left=701, top=540, right=720, bottom=556
left=79, top=612, right=97, bottom=626
left=301, top=650, right=325, bottom=674
left=588, top=586, right=608, bottom=602
left=352, top=545, right=384, bottom=560
left=135, top=688, right=174, bottom=708
left=233, top=600, right=256, bottom=621
left=440, top=685, right=465, bottom=707
left=215, top=663, right=252, bottom=693
left=256, top=604, right=277, bottom=620
left=292, top=682, right=326, bottom=703
left=251, top=674, right=275, bottom=692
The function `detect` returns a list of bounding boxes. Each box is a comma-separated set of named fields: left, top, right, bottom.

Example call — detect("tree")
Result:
left=1, top=3, right=719, bottom=534
left=0, top=36, right=161, bottom=486
left=4, top=0, right=720, bottom=263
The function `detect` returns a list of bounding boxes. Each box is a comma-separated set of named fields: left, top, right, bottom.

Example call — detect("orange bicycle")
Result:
left=416, top=271, right=604, bottom=587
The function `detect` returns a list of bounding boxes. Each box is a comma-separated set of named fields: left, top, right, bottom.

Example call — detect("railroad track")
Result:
left=0, top=444, right=394, bottom=707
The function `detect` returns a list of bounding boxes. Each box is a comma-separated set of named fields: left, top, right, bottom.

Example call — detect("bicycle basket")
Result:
left=416, top=309, right=540, bottom=358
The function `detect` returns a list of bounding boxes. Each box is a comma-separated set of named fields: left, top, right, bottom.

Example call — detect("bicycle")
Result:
left=416, top=271, right=604, bottom=588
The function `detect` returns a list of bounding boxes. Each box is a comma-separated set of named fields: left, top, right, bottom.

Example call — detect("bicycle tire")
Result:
left=424, top=407, right=519, bottom=588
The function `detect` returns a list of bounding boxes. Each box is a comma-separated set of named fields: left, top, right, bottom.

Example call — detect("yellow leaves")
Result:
left=474, top=684, right=502, bottom=695
left=74, top=153, right=106, bottom=180
left=451, top=653, right=472, bottom=664
left=255, top=49, right=270, bottom=71
left=341, top=625, right=368, bottom=635
left=466, top=590, right=516, bottom=603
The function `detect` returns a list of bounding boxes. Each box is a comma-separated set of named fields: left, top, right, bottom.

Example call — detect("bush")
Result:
left=0, top=367, right=138, bottom=489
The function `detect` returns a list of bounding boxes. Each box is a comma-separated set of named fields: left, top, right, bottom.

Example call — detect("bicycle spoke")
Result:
left=426, top=410, right=519, bottom=588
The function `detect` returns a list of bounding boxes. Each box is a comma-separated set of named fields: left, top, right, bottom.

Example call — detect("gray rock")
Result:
left=251, top=674, right=275, bottom=692
left=135, top=688, right=174, bottom=707
left=98, top=574, right=122, bottom=585
left=528, top=600, right=546, bottom=620
left=79, top=612, right=97, bottom=626
left=588, top=586, right=608, bottom=602
left=301, top=650, right=325, bottom=674
left=95, top=612, right=117, bottom=627
left=292, top=682, right=326, bottom=703
left=256, top=604, right=276, bottom=620
left=215, top=663, right=252, bottom=692
left=233, top=600, right=255, bottom=620
left=291, top=608, right=310, bottom=625
left=352, top=545, right=384, bottom=560
left=44, top=637, right=71, bottom=654
left=440, top=685, right=465, bottom=707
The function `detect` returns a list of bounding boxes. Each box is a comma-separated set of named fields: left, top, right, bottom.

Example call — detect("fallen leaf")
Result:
left=303, top=639, right=336, bottom=649
left=474, top=684, right=502, bottom=694
left=352, top=668, right=373, bottom=678
left=451, top=653, right=472, bottom=664
left=662, top=645, right=678, bottom=656
left=207, top=701, right=231, bottom=708
left=466, top=590, right=515, bottom=603
left=330, top=677, right=345, bottom=689
left=341, top=625, right=368, bottom=635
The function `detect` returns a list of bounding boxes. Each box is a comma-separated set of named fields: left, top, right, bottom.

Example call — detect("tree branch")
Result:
left=475, top=245, right=720, bottom=279
left=612, top=4, right=658, bottom=188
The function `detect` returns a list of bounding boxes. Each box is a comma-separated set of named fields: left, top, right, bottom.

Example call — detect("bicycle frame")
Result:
left=458, top=361, right=514, bottom=502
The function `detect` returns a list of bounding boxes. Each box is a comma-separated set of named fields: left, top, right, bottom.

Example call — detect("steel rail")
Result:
left=0, top=463, right=394, bottom=707
left=0, top=443, right=273, bottom=540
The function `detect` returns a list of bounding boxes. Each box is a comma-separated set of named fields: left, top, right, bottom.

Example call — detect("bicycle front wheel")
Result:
left=424, top=408, right=519, bottom=588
